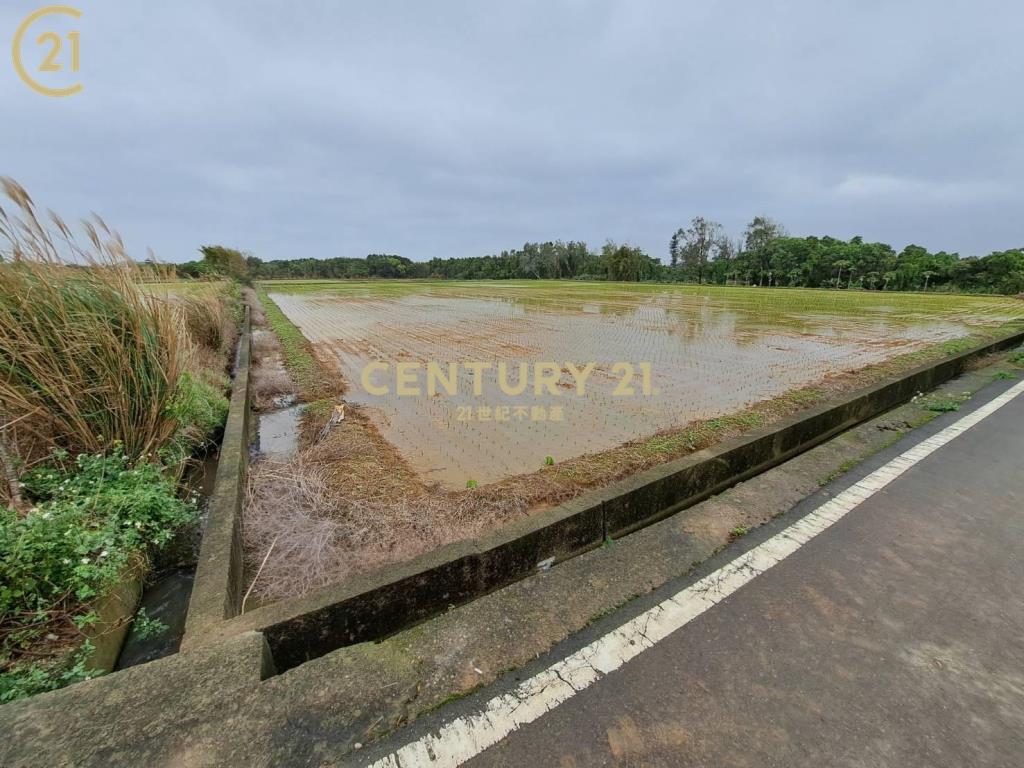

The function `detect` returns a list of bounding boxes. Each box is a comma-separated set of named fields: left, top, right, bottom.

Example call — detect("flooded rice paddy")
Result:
left=267, top=281, right=1024, bottom=487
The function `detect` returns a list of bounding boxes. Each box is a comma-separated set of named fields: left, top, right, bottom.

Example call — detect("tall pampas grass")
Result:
left=0, top=178, right=190, bottom=463
left=177, top=291, right=235, bottom=360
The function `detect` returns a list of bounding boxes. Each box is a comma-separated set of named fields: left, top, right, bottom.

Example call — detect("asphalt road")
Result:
left=366, top=377, right=1024, bottom=768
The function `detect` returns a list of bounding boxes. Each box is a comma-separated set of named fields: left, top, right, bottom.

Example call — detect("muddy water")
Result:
left=269, top=282, right=1024, bottom=487
left=256, top=404, right=304, bottom=459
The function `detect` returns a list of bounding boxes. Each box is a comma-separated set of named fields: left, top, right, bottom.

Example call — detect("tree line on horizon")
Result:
left=177, top=218, right=1024, bottom=295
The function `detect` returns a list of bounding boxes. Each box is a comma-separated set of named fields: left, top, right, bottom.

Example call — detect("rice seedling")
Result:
left=261, top=278, right=1024, bottom=488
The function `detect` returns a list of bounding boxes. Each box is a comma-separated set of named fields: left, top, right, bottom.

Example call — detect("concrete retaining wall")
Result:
left=84, top=570, right=143, bottom=672
left=182, top=327, right=1024, bottom=671
left=183, top=307, right=251, bottom=643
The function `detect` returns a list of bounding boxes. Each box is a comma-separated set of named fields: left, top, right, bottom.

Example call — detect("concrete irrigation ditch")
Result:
left=182, top=323, right=1024, bottom=672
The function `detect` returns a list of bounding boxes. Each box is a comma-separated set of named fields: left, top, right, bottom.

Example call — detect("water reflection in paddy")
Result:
left=269, top=282, right=1023, bottom=487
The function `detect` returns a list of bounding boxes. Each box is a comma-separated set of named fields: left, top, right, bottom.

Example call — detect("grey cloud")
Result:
left=2, top=0, right=1021, bottom=263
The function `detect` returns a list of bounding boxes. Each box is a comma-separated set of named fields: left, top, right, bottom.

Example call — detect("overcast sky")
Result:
left=2, top=1, right=1021, bottom=263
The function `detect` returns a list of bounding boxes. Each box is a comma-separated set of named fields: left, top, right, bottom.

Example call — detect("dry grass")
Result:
left=243, top=404, right=531, bottom=602
left=251, top=329, right=280, bottom=362
left=0, top=178, right=191, bottom=463
left=254, top=285, right=345, bottom=402
left=252, top=366, right=294, bottom=409
left=244, top=463, right=527, bottom=602
left=243, top=287, right=267, bottom=325
left=177, top=291, right=237, bottom=362
left=243, top=456, right=350, bottom=600
left=247, top=290, right=299, bottom=410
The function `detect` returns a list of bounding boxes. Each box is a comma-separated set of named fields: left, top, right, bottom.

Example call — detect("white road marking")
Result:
left=368, top=379, right=1024, bottom=768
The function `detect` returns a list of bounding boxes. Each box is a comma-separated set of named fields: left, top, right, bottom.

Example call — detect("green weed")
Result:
left=131, top=608, right=168, bottom=641
left=160, top=372, right=229, bottom=464
left=0, top=452, right=196, bottom=701
left=254, top=285, right=334, bottom=399
left=0, top=179, right=230, bottom=704
left=728, top=525, right=750, bottom=540
left=923, top=398, right=961, bottom=413
left=0, top=641, right=98, bottom=704
left=818, top=456, right=863, bottom=486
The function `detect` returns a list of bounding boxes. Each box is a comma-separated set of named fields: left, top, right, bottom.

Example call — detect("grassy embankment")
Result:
left=251, top=284, right=340, bottom=403
left=0, top=180, right=239, bottom=702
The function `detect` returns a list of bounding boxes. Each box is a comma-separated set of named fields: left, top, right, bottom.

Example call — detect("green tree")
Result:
left=743, top=216, right=786, bottom=253
left=198, top=245, right=249, bottom=279
left=677, top=217, right=724, bottom=283
left=669, top=230, right=681, bottom=267
left=601, top=241, right=656, bottom=282
left=833, top=259, right=852, bottom=288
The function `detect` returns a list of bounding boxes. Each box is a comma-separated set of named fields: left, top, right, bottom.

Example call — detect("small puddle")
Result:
left=256, top=404, right=305, bottom=459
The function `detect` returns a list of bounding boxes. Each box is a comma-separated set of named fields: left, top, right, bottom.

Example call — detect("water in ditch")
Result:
left=115, top=451, right=218, bottom=669
left=256, top=403, right=305, bottom=459
left=116, top=403, right=305, bottom=668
